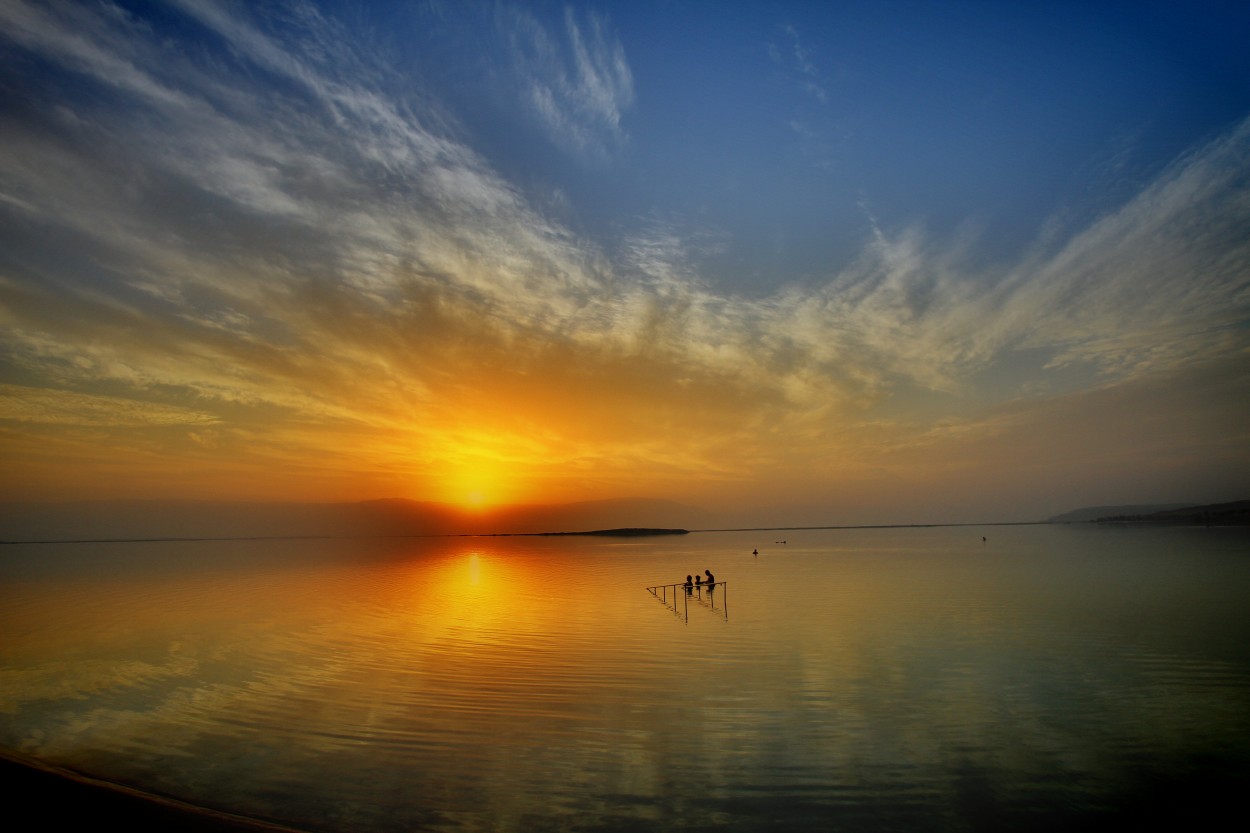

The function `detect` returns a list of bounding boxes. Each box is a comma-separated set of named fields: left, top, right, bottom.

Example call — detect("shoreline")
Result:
left=0, top=750, right=304, bottom=832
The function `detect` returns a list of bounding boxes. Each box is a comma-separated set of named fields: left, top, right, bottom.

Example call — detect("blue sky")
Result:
left=1, top=1, right=1248, bottom=523
left=405, top=1, right=1249, bottom=284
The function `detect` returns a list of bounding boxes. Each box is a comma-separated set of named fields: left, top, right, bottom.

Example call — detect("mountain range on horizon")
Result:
left=1051, top=501, right=1250, bottom=525
left=1044, top=503, right=1199, bottom=524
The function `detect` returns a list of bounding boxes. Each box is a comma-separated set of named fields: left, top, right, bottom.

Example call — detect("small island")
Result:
left=536, top=528, right=690, bottom=537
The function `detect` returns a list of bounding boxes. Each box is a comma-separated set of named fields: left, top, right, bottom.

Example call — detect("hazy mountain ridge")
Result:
left=1087, top=500, right=1250, bottom=525
left=1048, top=501, right=1249, bottom=525
left=0, top=497, right=715, bottom=542
left=1046, top=504, right=1197, bottom=523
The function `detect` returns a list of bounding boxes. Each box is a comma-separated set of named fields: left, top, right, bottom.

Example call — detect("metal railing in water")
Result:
left=645, top=581, right=727, bottom=622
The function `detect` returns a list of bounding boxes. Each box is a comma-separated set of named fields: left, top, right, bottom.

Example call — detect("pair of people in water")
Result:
left=683, top=570, right=715, bottom=589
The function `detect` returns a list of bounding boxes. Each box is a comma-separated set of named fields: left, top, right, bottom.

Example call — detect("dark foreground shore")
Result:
left=0, top=751, right=304, bottom=832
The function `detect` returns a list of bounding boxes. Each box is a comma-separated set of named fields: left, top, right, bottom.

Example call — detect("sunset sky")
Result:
left=2, top=0, right=1248, bottom=524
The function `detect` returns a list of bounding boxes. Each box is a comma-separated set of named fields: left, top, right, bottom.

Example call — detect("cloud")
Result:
left=770, top=23, right=828, bottom=104
left=0, top=0, right=199, bottom=111
left=768, top=25, right=845, bottom=172
left=498, top=4, right=634, bottom=162
left=0, top=384, right=219, bottom=427
left=1001, top=118, right=1250, bottom=377
left=0, top=1, right=1246, bottom=505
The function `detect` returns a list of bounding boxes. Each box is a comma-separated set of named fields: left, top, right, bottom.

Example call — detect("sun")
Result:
left=428, top=429, right=540, bottom=510
left=442, top=456, right=511, bottom=510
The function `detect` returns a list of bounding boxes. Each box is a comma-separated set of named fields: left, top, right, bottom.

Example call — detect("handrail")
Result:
left=644, top=581, right=725, bottom=592
left=645, top=581, right=727, bottom=621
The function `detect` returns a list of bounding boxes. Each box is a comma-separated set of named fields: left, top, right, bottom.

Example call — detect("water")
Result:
left=2, top=524, right=1248, bottom=831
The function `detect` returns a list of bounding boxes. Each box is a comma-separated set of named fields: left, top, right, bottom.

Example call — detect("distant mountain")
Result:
left=1088, top=500, right=1250, bottom=526
left=0, top=497, right=714, bottom=542
left=1047, top=501, right=1249, bottom=525
left=1047, top=503, right=1196, bottom=523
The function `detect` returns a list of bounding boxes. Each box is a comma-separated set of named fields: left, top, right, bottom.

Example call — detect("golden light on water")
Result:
left=4, top=530, right=1250, bottom=832
left=391, top=543, right=548, bottom=646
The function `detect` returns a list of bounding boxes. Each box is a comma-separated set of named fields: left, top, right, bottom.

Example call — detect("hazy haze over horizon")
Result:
left=2, top=1, right=1248, bottom=526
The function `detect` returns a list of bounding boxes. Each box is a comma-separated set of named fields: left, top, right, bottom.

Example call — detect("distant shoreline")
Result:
left=9, top=513, right=1249, bottom=546
left=489, top=527, right=689, bottom=537
left=0, top=528, right=693, bottom=545
left=5, top=498, right=1244, bottom=544
left=1, top=521, right=1045, bottom=545
left=690, top=521, right=1046, bottom=533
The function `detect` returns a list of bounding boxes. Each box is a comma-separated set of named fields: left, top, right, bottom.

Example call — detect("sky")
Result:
left=1, top=0, right=1248, bottom=525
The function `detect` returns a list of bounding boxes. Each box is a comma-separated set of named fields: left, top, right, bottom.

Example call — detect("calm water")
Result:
left=2, top=525, right=1248, bottom=831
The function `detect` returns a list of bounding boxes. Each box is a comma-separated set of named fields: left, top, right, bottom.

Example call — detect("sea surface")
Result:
left=1, top=524, right=1248, bottom=832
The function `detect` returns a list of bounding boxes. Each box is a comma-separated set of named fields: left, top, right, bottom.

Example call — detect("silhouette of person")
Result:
left=705, top=569, right=715, bottom=587
left=752, top=548, right=758, bottom=556
left=684, top=574, right=693, bottom=590
left=695, top=575, right=702, bottom=586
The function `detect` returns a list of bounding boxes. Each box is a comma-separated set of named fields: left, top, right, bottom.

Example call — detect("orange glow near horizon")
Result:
left=2, top=3, right=1249, bottom=530
left=435, top=443, right=525, bottom=509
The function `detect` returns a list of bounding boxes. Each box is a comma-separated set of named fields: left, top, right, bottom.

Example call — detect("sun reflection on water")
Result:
left=5, top=529, right=1249, bottom=833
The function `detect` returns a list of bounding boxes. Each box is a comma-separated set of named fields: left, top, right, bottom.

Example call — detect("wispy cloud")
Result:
left=0, top=384, right=219, bottom=427
left=768, top=23, right=844, bottom=172
left=498, top=4, right=634, bottom=162
left=0, top=1, right=1246, bottom=505
left=770, top=23, right=828, bottom=104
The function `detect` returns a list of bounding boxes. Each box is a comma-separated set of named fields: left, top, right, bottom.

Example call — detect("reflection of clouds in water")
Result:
left=0, top=546, right=544, bottom=750
left=0, top=655, right=198, bottom=719
left=3, top=532, right=1247, bottom=830
left=0, top=546, right=631, bottom=817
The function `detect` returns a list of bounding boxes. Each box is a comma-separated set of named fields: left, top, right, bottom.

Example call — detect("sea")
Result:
left=1, top=524, right=1248, bottom=832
